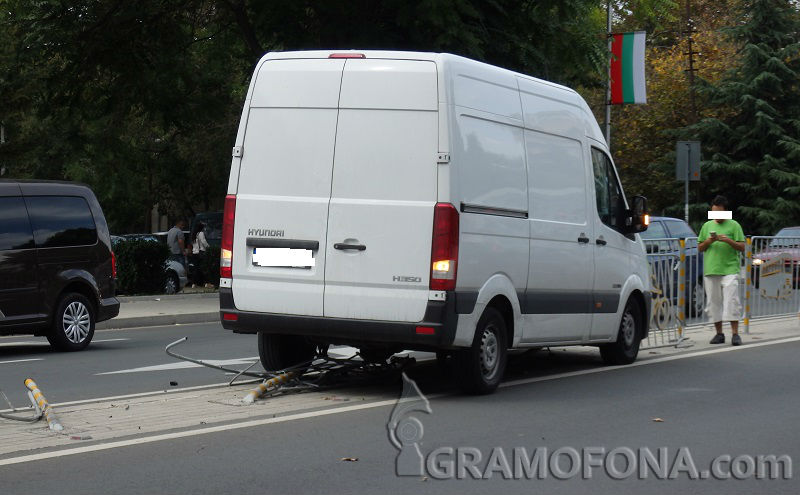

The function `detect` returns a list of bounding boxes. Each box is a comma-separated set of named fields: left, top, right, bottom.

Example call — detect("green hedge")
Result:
left=115, top=239, right=169, bottom=295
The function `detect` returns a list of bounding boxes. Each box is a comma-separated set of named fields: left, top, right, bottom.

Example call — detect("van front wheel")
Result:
left=257, top=333, right=316, bottom=373
left=454, top=308, right=507, bottom=395
left=600, top=299, right=642, bottom=365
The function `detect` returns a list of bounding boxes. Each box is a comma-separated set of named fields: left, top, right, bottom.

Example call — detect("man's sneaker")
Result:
left=710, top=334, right=725, bottom=344
left=732, top=334, right=742, bottom=346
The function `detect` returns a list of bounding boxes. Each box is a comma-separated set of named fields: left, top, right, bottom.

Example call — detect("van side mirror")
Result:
left=622, top=196, right=649, bottom=235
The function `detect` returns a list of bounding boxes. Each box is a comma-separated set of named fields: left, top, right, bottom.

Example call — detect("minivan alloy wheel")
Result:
left=63, top=301, right=91, bottom=344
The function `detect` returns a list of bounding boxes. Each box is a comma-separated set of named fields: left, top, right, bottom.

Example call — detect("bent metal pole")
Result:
left=24, top=379, right=63, bottom=431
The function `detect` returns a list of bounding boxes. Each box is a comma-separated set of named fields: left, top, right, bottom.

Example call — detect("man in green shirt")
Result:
left=698, top=195, right=745, bottom=345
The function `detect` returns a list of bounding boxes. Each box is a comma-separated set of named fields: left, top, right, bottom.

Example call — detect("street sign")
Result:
left=676, top=141, right=701, bottom=181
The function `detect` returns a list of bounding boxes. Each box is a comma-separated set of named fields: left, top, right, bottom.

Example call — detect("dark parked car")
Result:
left=0, top=180, right=119, bottom=350
left=751, top=226, right=800, bottom=289
left=639, top=216, right=704, bottom=316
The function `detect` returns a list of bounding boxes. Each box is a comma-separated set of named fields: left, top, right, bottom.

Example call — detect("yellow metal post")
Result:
left=678, top=239, right=686, bottom=342
left=745, top=237, right=751, bottom=334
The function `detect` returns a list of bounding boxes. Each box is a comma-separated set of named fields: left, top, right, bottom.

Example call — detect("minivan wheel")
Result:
left=47, top=293, right=95, bottom=351
left=600, top=299, right=642, bottom=365
left=688, top=282, right=704, bottom=317
left=164, top=271, right=179, bottom=295
left=258, top=333, right=316, bottom=373
left=454, top=307, right=507, bottom=395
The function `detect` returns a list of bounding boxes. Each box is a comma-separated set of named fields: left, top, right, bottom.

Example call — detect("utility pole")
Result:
left=684, top=0, right=699, bottom=124
left=605, top=0, right=613, bottom=146
left=683, top=0, right=699, bottom=223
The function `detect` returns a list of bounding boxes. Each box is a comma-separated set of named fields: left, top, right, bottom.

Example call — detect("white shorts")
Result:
left=704, top=274, right=741, bottom=322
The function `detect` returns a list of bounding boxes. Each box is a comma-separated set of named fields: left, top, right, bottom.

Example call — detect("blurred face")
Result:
left=711, top=204, right=726, bottom=223
left=177, top=220, right=187, bottom=229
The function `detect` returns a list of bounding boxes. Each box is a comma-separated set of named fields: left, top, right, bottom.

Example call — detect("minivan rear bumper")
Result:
left=219, top=288, right=458, bottom=351
left=97, top=296, right=120, bottom=323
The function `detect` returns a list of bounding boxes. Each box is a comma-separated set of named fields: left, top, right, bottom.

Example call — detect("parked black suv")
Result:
left=0, top=180, right=119, bottom=350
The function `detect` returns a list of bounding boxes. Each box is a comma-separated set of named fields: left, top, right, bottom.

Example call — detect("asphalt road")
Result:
left=0, top=323, right=258, bottom=404
left=2, top=329, right=799, bottom=494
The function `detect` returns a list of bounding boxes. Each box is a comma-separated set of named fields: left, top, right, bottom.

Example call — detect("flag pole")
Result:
left=605, top=0, right=612, bottom=147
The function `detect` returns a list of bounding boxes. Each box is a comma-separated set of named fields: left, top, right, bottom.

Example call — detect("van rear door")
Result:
left=323, top=59, right=438, bottom=321
left=232, top=59, right=345, bottom=316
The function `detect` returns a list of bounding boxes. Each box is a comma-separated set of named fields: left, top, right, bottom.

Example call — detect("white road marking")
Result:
left=2, top=335, right=799, bottom=467
left=95, top=357, right=260, bottom=375
left=0, top=338, right=128, bottom=347
left=0, top=341, right=47, bottom=347
left=501, top=334, right=800, bottom=388
left=0, top=358, right=43, bottom=365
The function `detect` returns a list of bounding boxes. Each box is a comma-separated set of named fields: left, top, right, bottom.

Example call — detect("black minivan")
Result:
left=0, top=180, right=119, bottom=350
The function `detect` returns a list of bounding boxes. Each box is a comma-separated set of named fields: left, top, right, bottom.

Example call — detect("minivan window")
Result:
left=25, top=196, right=97, bottom=248
left=0, top=196, right=35, bottom=250
left=591, top=148, right=625, bottom=231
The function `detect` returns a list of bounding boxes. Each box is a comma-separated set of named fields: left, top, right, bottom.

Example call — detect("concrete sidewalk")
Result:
left=97, top=292, right=219, bottom=330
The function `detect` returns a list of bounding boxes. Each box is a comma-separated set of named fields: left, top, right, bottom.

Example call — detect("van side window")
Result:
left=0, top=197, right=35, bottom=251
left=25, top=196, right=97, bottom=248
left=591, top=148, right=625, bottom=231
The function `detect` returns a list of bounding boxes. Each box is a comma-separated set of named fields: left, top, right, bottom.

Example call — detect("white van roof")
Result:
left=251, top=50, right=607, bottom=145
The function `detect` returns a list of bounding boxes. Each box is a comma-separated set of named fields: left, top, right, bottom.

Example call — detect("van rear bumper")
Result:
left=219, top=288, right=458, bottom=351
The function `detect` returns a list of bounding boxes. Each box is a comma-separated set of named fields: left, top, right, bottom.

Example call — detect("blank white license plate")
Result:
left=252, top=248, right=315, bottom=268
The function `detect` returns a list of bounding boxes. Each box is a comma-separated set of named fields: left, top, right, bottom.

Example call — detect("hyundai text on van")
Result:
left=219, top=51, right=650, bottom=394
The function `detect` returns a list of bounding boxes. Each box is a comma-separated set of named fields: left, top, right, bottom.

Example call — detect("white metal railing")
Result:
left=642, top=235, right=800, bottom=348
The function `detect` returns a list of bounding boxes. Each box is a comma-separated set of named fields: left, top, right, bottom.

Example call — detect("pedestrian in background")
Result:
left=167, top=219, right=188, bottom=268
left=698, top=195, right=745, bottom=346
left=190, top=221, right=212, bottom=288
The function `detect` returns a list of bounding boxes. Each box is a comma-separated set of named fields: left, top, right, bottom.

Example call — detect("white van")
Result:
left=220, top=50, right=651, bottom=394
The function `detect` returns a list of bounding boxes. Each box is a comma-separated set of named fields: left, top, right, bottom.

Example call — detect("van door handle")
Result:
left=596, top=238, right=607, bottom=246
left=334, top=243, right=366, bottom=251
left=577, top=235, right=590, bottom=244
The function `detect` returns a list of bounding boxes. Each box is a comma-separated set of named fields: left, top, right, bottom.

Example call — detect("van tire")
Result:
left=47, top=293, right=95, bottom=351
left=600, top=299, right=642, bottom=365
left=454, top=308, right=507, bottom=395
left=257, top=333, right=316, bottom=373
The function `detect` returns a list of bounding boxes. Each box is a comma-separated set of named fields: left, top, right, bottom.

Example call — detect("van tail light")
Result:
left=220, top=194, right=236, bottom=279
left=111, top=251, right=117, bottom=279
left=430, top=203, right=459, bottom=291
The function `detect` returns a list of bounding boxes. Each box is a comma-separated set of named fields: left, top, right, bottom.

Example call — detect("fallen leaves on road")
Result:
left=340, top=457, right=359, bottom=462
left=651, top=418, right=664, bottom=422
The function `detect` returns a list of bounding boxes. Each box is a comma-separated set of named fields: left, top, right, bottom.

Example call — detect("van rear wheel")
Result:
left=257, top=333, right=316, bottom=373
left=454, top=307, right=507, bottom=395
left=600, top=299, right=642, bottom=365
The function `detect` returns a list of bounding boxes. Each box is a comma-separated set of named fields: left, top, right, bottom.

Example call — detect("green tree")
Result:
left=0, top=0, right=619, bottom=233
left=685, top=0, right=800, bottom=234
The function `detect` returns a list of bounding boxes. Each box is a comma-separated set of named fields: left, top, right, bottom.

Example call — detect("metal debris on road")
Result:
left=165, top=337, right=415, bottom=404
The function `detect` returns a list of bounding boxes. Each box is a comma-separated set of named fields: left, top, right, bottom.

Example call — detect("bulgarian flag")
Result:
left=610, top=31, right=647, bottom=105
